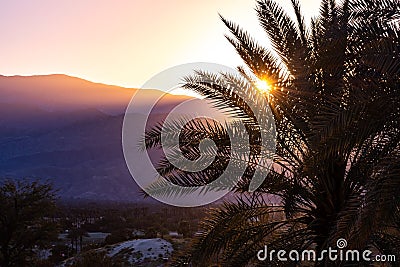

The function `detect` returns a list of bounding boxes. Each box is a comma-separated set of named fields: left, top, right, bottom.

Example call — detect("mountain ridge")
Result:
left=0, top=73, right=198, bottom=202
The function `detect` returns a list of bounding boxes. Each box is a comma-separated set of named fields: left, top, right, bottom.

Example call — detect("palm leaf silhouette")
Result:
left=144, top=0, right=400, bottom=265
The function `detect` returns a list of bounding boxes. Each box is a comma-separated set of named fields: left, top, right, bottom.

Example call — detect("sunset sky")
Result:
left=0, top=0, right=320, bottom=88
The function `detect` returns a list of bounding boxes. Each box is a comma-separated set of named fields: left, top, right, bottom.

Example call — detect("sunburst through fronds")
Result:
left=255, top=79, right=272, bottom=94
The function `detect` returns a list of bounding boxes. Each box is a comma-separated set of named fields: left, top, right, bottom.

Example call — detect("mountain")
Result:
left=0, top=74, right=196, bottom=201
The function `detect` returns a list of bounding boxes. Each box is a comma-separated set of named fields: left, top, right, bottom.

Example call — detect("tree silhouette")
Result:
left=67, top=227, right=89, bottom=253
left=178, top=220, right=191, bottom=238
left=0, top=180, right=58, bottom=267
left=145, top=0, right=400, bottom=266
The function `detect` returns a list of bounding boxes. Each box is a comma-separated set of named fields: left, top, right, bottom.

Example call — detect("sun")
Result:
left=255, top=79, right=272, bottom=94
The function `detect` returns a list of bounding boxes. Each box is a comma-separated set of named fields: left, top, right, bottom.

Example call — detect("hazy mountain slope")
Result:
left=0, top=74, right=197, bottom=201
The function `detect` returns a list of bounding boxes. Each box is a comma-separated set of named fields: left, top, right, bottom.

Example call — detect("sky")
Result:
left=0, top=0, right=321, bottom=88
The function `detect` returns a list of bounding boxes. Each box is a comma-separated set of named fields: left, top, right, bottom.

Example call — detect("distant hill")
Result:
left=0, top=74, right=197, bottom=201
left=0, top=74, right=192, bottom=115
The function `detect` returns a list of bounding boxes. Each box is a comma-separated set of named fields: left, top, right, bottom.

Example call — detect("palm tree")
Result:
left=68, top=228, right=88, bottom=253
left=144, top=0, right=400, bottom=266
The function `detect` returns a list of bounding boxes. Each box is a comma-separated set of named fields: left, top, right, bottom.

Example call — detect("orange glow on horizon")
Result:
left=0, top=1, right=321, bottom=88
